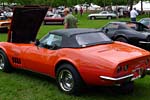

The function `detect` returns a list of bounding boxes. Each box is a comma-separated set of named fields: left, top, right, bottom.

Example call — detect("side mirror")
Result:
left=35, top=39, right=40, bottom=46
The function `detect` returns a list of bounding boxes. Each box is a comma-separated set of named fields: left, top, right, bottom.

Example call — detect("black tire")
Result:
left=0, top=27, right=8, bottom=33
left=56, top=63, right=83, bottom=95
left=90, top=16, right=95, bottom=20
left=119, top=82, right=134, bottom=94
left=61, top=21, right=64, bottom=25
left=0, top=50, right=13, bottom=73
left=112, top=82, right=134, bottom=94
left=115, top=37, right=128, bottom=43
left=43, top=21, right=47, bottom=25
left=107, top=16, right=112, bottom=19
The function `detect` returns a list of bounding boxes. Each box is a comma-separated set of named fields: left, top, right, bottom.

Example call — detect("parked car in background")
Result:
left=0, top=16, right=11, bottom=33
left=88, top=11, right=117, bottom=20
left=56, top=6, right=65, bottom=13
left=99, top=21, right=150, bottom=50
left=46, top=10, right=54, bottom=17
left=139, top=18, right=150, bottom=28
left=0, top=7, right=13, bottom=18
left=43, top=13, right=64, bottom=25
left=2, top=11, right=13, bottom=18
left=1, top=6, right=150, bottom=95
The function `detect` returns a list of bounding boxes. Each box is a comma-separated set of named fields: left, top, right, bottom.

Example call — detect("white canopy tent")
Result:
left=74, top=3, right=101, bottom=11
left=133, top=1, right=150, bottom=11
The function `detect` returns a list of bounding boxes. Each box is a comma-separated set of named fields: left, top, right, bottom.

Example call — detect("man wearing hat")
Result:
left=63, top=8, right=77, bottom=29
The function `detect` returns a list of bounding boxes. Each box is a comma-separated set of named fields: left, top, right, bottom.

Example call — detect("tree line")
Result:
left=0, top=0, right=143, bottom=7
left=0, top=0, right=148, bottom=12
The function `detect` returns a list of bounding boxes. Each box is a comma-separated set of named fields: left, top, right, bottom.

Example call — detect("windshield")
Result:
left=76, top=32, right=112, bottom=47
left=113, top=22, right=140, bottom=31
left=117, top=23, right=134, bottom=30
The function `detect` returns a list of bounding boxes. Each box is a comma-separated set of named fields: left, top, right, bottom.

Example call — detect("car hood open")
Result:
left=8, top=6, right=48, bottom=43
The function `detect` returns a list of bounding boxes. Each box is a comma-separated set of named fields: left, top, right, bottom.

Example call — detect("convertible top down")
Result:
left=0, top=6, right=150, bottom=95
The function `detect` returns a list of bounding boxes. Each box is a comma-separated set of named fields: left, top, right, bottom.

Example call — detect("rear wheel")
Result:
left=0, top=50, right=13, bottom=73
left=115, top=37, right=128, bottom=43
left=119, top=82, right=134, bottom=94
left=112, top=82, right=134, bottom=94
left=56, top=63, right=83, bottom=95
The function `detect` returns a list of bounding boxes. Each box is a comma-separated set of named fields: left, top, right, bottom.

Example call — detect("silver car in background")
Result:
left=88, top=11, right=117, bottom=20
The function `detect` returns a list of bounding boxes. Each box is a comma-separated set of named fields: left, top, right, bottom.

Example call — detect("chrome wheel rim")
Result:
left=0, top=54, right=4, bottom=70
left=91, top=17, right=94, bottom=20
left=108, top=17, right=111, bottom=19
left=58, top=69, right=74, bottom=92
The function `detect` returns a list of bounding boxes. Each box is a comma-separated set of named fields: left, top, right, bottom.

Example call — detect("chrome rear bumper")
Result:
left=100, top=74, right=133, bottom=81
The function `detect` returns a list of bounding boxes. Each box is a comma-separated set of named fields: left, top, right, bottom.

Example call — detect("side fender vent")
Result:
left=12, top=57, right=21, bottom=64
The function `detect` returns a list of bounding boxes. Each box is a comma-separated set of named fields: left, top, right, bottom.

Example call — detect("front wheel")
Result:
left=107, top=16, right=112, bottom=19
left=90, top=16, right=95, bottom=20
left=56, top=63, right=83, bottom=95
left=0, top=50, right=13, bottom=73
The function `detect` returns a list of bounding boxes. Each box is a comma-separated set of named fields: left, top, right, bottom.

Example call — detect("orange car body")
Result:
left=0, top=40, right=150, bottom=86
left=0, top=6, right=150, bottom=93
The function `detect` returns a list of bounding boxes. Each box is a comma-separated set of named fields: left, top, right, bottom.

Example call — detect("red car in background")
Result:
left=43, top=13, right=64, bottom=25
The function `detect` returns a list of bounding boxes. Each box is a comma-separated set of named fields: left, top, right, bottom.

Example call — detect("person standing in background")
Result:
left=80, top=6, right=83, bottom=16
left=74, top=7, right=78, bottom=15
left=130, top=8, right=138, bottom=22
left=63, top=8, right=78, bottom=29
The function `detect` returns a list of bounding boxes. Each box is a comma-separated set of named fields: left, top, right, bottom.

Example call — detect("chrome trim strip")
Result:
left=100, top=74, right=134, bottom=81
left=139, top=41, right=150, bottom=44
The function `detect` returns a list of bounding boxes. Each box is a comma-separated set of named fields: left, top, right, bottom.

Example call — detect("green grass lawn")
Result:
left=0, top=13, right=150, bottom=100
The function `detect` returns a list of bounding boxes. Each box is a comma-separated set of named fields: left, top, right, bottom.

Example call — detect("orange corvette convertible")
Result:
left=0, top=6, right=150, bottom=95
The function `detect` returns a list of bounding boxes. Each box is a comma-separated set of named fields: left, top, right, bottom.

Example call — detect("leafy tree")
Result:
left=128, top=0, right=134, bottom=10
left=1, top=0, right=147, bottom=8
